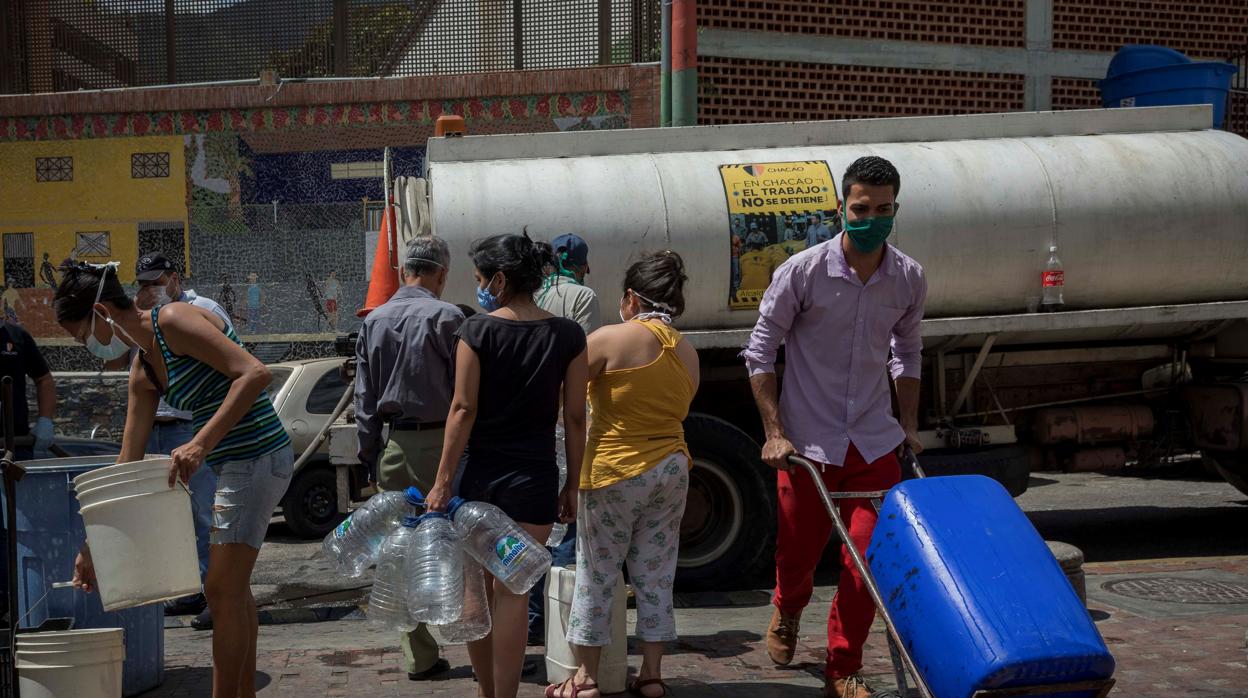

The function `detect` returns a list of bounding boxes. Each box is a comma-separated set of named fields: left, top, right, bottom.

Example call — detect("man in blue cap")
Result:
left=536, top=233, right=601, bottom=335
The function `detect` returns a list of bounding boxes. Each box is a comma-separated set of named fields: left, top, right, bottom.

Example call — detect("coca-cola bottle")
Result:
left=1041, top=245, right=1064, bottom=312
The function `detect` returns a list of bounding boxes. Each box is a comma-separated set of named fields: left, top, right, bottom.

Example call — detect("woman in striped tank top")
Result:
left=53, top=261, right=292, bottom=698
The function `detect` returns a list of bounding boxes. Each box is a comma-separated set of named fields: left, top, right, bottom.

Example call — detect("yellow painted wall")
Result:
left=0, top=135, right=187, bottom=283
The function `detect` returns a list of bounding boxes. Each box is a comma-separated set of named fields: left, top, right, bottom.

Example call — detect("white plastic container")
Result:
left=71, top=458, right=172, bottom=490
left=75, top=476, right=174, bottom=505
left=78, top=488, right=201, bottom=611
left=73, top=469, right=170, bottom=494
left=544, top=566, right=627, bottom=694
left=17, top=628, right=124, bottom=698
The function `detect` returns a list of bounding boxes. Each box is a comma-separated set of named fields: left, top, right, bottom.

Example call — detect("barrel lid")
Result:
left=1107, top=44, right=1191, bottom=79
left=18, top=456, right=120, bottom=474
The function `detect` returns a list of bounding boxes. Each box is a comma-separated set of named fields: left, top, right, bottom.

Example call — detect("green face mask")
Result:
left=842, top=207, right=894, bottom=253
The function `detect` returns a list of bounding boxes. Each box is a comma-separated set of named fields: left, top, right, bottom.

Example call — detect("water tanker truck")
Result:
left=338, top=105, right=1248, bottom=588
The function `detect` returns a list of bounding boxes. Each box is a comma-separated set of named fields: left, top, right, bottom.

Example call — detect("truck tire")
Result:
left=282, top=464, right=347, bottom=539
left=1201, top=451, right=1248, bottom=497
left=678, top=413, right=776, bottom=590
left=915, top=445, right=1031, bottom=497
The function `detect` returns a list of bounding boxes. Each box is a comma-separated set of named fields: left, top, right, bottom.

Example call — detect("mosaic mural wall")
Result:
left=0, top=91, right=631, bottom=370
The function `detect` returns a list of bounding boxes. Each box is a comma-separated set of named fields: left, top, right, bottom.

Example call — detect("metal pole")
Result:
left=660, top=0, right=672, bottom=126
left=164, top=0, right=175, bottom=83
left=598, top=0, right=612, bottom=65
left=789, top=455, right=935, bottom=698
left=333, top=0, right=349, bottom=76
left=670, top=0, right=696, bottom=126
left=512, top=0, right=523, bottom=70
left=2, top=376, right=21, bottom=698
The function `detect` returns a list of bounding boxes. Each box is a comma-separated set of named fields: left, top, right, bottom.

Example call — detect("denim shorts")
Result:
left=211, top=446, right=294, bottom=549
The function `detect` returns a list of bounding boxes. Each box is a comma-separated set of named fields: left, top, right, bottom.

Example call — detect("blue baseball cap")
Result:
left=551, top=233, right=590, bottom=268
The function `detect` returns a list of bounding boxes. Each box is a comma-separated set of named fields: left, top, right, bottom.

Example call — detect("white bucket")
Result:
left=17, top=628, right=124, bottom=698
left=76, top=476, right=174, bottom=506
left=74, top=469, right=170, bottom=494
left=545, top=566, right=628, bottom=694
left=72, top=458, right=172, bottom=489
left=78, top=489, right=201, bottom=611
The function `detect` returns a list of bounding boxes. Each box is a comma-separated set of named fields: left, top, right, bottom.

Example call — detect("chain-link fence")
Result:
left=0, top=0, right=660, bottom=94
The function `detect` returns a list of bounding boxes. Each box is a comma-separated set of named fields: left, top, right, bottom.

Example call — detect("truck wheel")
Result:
left=282, top=465, right=346, bottom=539
left=678, top=414, right=776, bottom=590
left=916, top=445, right=1032, bottom=497
left=1201, top=451, right=1248, bottom=497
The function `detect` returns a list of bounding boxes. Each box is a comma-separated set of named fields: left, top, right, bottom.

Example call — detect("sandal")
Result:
left=628, top=677, right=669, bottom=697
left=545, top=677, right=599, bottom=698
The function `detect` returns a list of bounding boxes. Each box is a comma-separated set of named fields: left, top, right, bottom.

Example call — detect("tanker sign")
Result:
left=720, top=160, right=840, bottom=309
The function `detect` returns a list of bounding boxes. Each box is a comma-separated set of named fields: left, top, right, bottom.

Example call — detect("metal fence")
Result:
left=0, top=0, right=660, bottom=94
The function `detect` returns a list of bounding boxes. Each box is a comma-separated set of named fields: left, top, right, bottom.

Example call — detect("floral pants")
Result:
left=567, top=452, right=689, bottom=646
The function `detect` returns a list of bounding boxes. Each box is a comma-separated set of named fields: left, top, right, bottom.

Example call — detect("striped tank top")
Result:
left=152, top=305, right=290, bottom=468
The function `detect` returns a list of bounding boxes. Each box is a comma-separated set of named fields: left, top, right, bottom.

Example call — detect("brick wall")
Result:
left=700, top=57, right=1025, bottom=124
left=1051, top=77, right=1103, bottom=111
left=1052, top=1, right=1248, bottom=60
left=698, top=0, right=1027, bottom=48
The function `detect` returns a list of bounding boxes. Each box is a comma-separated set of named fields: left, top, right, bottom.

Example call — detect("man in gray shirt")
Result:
left=354, top=235, right=463, bottom=681
left=536, top=233, right=601, bottom=335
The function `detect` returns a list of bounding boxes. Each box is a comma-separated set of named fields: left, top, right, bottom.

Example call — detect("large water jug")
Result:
left=404, top=513, right=464, bottom=625
left=446, top=497, right=551, bottom=594
left=437, top=557, right=492, bottom=643
left=367, top=520, right=419, bottom=631
left=322, top=486, right=422, bottom=577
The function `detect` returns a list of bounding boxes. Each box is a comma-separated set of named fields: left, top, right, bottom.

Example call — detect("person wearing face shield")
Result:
left=743, top=156, right=926, bottom=698
left=133, top=252, right=234, bottom=623
left=53, top=260, right=293, bottom=698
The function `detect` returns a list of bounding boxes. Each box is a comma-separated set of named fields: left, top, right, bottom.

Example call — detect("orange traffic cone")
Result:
left=356, top=205, right=400, bottom=318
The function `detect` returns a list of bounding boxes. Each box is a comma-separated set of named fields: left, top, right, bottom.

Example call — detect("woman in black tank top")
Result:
left=425, top=233, right=588, bottom=698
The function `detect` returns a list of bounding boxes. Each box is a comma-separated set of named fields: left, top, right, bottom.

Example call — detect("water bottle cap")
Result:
left=405, top=486, right=425, bottom=506
left=400, top=515, right=420, bottom=528
left=446, top=496, right=465, bottom=518
left=417, top=512, right=450, bottom=522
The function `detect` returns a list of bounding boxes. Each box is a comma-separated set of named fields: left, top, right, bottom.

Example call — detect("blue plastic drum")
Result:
left=1099, top=45, right=1237, bottom=128
left=868, top=475, right=1114, bottom=698
left=2, top=456, right=165, bottom=696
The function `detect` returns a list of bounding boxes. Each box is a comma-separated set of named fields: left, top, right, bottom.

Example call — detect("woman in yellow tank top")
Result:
left=546, top=251, right=699, bottom=698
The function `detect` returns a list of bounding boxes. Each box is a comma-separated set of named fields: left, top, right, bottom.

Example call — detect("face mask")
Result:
left=86, top=311, right=131, bottom=361
left=476, top=276, right=501, bottom=312
left=139, top=285, right=173, bottom=310
left=843, top=206, right=894, bottom=253
left=83, top=263, right=133, bottom=361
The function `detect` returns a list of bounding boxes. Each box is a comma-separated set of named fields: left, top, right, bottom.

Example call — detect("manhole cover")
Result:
left=1101, top=577, right=1248, bottom=604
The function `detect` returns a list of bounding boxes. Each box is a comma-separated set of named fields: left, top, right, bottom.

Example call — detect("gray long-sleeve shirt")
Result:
left=354, top=285, right=465, bottom=475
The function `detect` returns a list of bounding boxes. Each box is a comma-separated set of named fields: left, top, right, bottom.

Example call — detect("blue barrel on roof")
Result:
left=867, top=475, right=1114, bottom=698
left=1099, top=44, right=1237, bottom=127
left=2, top=456, right=165, bottom=696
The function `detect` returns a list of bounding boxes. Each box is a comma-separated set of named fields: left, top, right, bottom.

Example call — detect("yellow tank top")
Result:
left=581, top=320, right=695, bottom=490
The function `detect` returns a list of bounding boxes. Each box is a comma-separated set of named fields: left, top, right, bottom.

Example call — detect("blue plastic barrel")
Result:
left=867, top=476, right=1114, bottom=698
left=2, top=456, right=165, bottom=696
left=1099, top=45, right=1237, bottom=128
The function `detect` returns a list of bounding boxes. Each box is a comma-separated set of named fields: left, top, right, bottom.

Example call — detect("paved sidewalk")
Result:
left=151, top=555, right=1248, bottom=697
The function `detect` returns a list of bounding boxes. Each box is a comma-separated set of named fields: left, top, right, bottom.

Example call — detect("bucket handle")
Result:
left=17, top=581, right=75, bottom=629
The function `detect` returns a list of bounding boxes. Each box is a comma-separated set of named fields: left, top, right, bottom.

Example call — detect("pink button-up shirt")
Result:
left=742, top=235, right=927, bottom=466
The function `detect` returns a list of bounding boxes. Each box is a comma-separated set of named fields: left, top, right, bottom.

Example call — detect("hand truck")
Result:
left=788, top=452, right=1115, bottom=698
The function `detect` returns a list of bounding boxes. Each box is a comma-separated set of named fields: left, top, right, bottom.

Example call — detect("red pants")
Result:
left=773, top=443, right=900, bottom=679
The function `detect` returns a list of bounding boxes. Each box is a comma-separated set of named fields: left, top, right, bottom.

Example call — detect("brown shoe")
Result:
left=824, top=674, right=872, bottom=698
left=765, top=607, right=801, bottom=666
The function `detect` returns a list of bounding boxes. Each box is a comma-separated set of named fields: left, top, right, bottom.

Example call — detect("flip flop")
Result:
left=628, top=677, right=669, bottom=697
left=545, top=677, right=599, bottom=697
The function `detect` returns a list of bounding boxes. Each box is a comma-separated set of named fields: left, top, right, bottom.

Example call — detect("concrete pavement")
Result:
left=148, top=470, right=1248, bottom=696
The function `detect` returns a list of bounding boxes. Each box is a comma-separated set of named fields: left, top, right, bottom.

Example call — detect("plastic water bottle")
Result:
left=447, top=497, right=552, bottom=594
left=367, top=520, right=419, bottom=631
left=546, top=417, right=569, bottom=548
left=323, top=486, right=423, bottom=578
left=438, top=557, right=492, bottom=643
left=1041, top=245, right=1064, bottom=311
left=404, top=513, right=464, bottom=625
